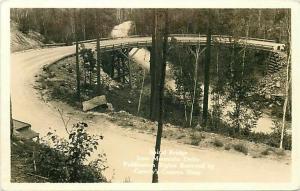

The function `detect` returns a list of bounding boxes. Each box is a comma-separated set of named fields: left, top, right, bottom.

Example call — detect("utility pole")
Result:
left=150, top=9, right=157, bottom=121
left=152, top=9, right=168, bottom=183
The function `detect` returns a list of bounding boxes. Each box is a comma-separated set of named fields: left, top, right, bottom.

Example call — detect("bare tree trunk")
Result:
left=70, top=9, right=76, bottom=41
left=189, top=46, right=200, bottom=127
left=202, top=25, right=212, bottom=126
left=152, top=10, right=168, bottom=183
left=180, top=66, right=188, bottom=124
left=80, top=9, right=86, bottom=40
left=74, top=9, right=81, bottom=101
left=137, top=69, right=146, bottom=114
left=96, top=35, right=101, bottom=92
left=280, top=48, right=291, bottom=149
left=280, top=11, right=291, bottom=149
left=258, top=10, right=261, bottom=28
left=213, top=47, right=220, bottom=130
left=89, top=70, right=92, bottom=85
left=96, top=11, right=101, bottom=92
left=84, top=70, right=87, bottom=86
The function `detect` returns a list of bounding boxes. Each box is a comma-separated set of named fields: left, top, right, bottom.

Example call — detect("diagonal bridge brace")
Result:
left=116, top=48, right=140, bottom=88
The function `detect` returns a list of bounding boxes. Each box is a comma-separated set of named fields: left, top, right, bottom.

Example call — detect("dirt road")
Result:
left=11, top=47, right=291, bottom=183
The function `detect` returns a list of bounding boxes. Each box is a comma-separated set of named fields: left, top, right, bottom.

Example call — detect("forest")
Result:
left=11, top=9, right=290, bottom=44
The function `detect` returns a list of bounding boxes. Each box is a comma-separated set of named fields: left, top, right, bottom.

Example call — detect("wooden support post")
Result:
left=117, top=55, right=121, bottom=82
left=127, top=49, right=133, bottom=88
left=111, top=53, right=115, bottom=78
left=118, top=48, right=139, bottom=88
left=121, top=54, right=126, bottom=83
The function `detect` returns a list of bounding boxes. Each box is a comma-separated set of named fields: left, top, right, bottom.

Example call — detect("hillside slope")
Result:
left=10, top=22, right=45, bottom=52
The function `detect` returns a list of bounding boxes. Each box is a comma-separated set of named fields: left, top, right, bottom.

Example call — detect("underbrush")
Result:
left=212, top=139, right=224, bottom=147
left=204, top=119, right=292, bottom=150
left=233, top=144, right=248, bottom=155
left=11, top=122, right=108, bottom=183
left=37, top=56, right=292, bottom=151
left=190, top=132, right=205, bottom=146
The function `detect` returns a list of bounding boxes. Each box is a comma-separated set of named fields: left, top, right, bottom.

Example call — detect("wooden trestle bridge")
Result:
left=45, top=34, right=287, bottom=86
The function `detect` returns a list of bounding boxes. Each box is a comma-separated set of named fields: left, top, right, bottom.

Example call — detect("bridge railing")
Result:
left=172, top=34, right=277, bottom=43
left=42, top=34, right=284, bottom=51
left=99, top=40, right=152, bottom=51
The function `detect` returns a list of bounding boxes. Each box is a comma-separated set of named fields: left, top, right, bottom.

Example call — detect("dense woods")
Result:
left=11, top=8, right=118, bottom=43
left=11, top=9, right=290, bottom=43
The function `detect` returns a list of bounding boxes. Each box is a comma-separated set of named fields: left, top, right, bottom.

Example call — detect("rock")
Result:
left=265, top=94, right=271, bottom=99
left=49, top=72, right=56, bottom=78
left=67, top=68, right=73, bottom=73
left=195, top=124, right=202, bottom=130
left=42, top=66, right=48, bottom=71
left=165, top=123, right=172, bottom=128
left=82, top=95, right=107, bottom=111
left=106, top=103, right=114, bottom=112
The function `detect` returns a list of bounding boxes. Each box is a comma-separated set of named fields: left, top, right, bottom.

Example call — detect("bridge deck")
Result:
left=83, top=35, right=285, bottom=52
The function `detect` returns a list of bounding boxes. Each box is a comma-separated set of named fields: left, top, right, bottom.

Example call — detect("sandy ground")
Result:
left=11, top=45, right=291, bottom=183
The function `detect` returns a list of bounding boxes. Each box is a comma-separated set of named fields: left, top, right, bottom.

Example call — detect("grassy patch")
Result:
left=190, top=132, right=204, bottom=146
left=11, top=136, right=108, bottom=183
left=212, top=139, right=224, bottom=147
left=261, top=148, right=275, bottom=155
left=224, top=145, right=231, bottom=150
left=233, top=144, right=248, bottom=155
left=275, top=149, right=286, bottom=156
left=176, top=134, right=186, bottom=139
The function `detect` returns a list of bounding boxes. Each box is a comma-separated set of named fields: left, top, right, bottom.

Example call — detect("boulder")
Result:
left=195, top=124, right=202, bottom=130
left=82, top=95, right=107, bottom=111
left=106, top=103, right=114, bottom=112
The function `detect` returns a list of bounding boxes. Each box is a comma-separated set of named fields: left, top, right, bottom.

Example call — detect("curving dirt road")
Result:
left=11, top=46, right=291, bottom=183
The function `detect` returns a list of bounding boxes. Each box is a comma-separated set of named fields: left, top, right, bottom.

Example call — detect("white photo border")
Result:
left=1, top=0, right=300, bottom=190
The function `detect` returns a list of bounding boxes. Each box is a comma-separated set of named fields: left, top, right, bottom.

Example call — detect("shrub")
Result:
left=224, top=145, right=231, bottom=150
left=261, top=150, right=269, bottom=155
left=190, top=132, right=203, bottom=146
left=213, top=139, right=224, bottom=147
left=276, top=149, right=286, bottom=156
left=36, top=122, right=107, bottom=182
left=233, top=144, right=248, bottom=155
left=177, top=134, right=186, bottom=139
left=261, top=148, right=275, bottom=156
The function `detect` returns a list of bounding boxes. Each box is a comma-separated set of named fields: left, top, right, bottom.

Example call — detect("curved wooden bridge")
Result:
left=45, top=34, right=286, bottom=52
left=44, top=34, right=286, bottom=86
